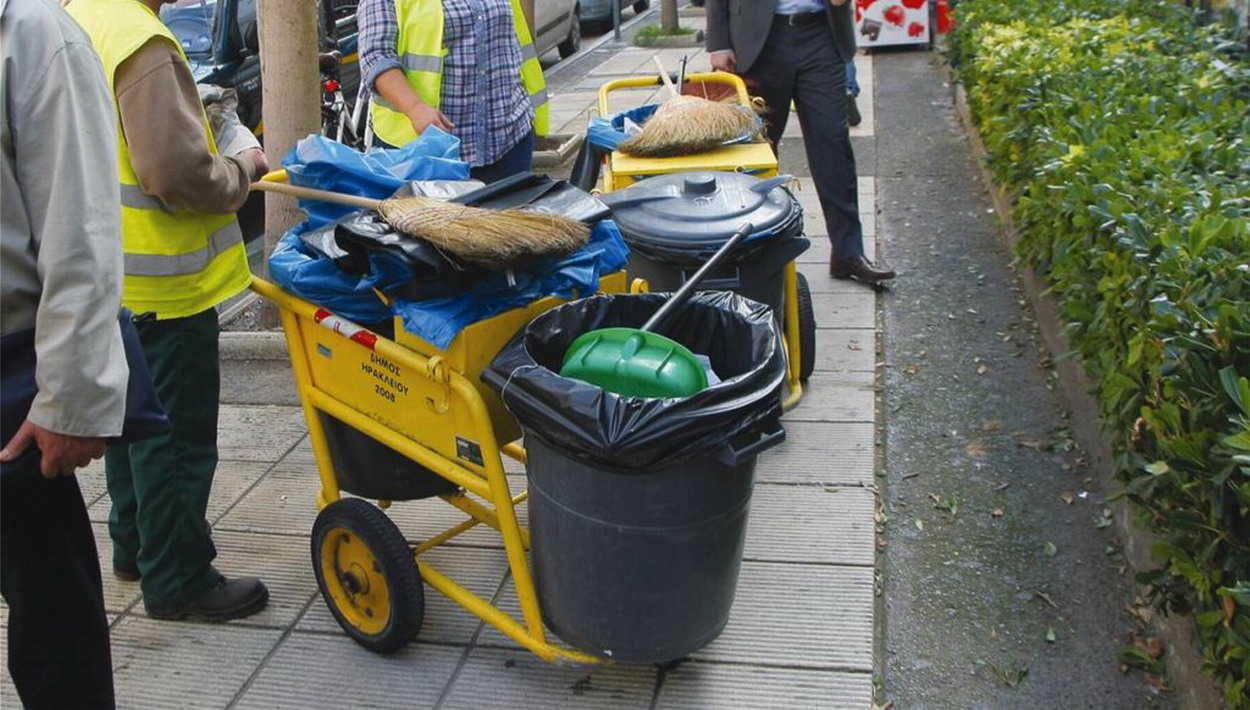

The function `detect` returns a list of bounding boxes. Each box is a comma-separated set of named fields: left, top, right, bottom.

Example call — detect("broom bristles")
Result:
left=379, top=195, right=591, bottom=272
left=617, top=96, right=757, bottom=158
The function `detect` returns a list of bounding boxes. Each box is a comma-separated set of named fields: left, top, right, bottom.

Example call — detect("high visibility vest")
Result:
left=67, top=0, right=251, bottom=320
left=370, top=0, right=549, bottom=148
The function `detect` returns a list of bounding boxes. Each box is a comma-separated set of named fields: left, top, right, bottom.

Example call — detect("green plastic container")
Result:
left=561, top=327, right=708, bottom=398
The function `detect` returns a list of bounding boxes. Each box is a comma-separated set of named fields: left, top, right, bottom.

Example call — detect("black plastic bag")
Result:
left=483, top=291, right=786, bottom=470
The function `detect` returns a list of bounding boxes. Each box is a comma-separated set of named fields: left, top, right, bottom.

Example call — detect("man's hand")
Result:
left=0, top=420, right=106, bottom=479
left=242, top=148, right=270, bottom=179
left=709, top=49, right=737, bottom=74
left=405, top=102, right=455, bottom=136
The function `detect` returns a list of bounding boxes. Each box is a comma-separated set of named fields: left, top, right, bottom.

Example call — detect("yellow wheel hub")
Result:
left=319, top=526, right=391, bottom=635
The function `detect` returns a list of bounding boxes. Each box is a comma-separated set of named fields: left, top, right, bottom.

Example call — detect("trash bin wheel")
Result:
left=796, top=272, right=817, bottom=382
left=312, top=497, right=424, bottom=653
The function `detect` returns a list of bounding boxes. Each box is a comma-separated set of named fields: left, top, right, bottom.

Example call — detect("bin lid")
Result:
left=602, top=171, right=799, bottom=251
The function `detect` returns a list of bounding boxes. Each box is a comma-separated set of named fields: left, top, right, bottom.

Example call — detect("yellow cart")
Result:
left=596, top=71, right=814, bottom=411
left=253, top=172, right=635, bottom=662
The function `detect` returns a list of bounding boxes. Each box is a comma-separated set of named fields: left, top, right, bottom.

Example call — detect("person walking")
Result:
left=67, top=0, right=271, bottom=622
left=0, top=0, right=129, bottom=702
left=706, top=0, right=894, bottom=284
left=359, top=0, right=549, bottom=183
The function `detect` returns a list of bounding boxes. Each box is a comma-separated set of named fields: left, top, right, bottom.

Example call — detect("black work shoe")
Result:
left=146, top=576, right=269, bottom=622
left=831, top=255, right=896, bottom=283
left=846, top=92, right=862, bottom=127
left=113, top=561, right=141, bottom=582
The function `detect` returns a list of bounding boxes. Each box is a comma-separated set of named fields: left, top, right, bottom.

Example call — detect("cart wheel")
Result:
left=796, top=272, right=817, bottom=382
left=312, top=498, right=424, bottom=653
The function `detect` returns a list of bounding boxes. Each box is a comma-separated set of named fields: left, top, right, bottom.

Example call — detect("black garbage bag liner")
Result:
left=328, top=211, right=484, bottom=301
left=483, top=291, right=786, bottom=470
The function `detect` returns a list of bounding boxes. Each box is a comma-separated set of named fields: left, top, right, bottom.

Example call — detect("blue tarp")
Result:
left=268, top=132, right=629, bottom=348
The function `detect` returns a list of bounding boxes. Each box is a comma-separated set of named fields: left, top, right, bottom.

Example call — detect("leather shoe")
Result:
left=831, top=255, right=895, bottom=283
left=114, top=561, right=141, bottom=582
left=146, top=575, right=269, bottom=622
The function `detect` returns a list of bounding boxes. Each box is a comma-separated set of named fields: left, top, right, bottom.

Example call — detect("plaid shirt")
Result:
left=359, top=0, right=532, bottom=166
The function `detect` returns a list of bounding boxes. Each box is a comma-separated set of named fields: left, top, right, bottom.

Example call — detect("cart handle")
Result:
left=597, top=71, right=751, bottom=116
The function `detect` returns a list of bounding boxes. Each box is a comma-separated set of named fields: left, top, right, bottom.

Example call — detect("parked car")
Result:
left=579, top=0, right=649, bottom=33
left=534, top=0, right=584, bottom=59
left=161, top=0, right=360, bottom=133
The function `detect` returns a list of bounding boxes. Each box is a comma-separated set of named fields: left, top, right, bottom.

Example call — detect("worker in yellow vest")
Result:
left=67, top=0, right=271, bottom=621
left=360, top=0, right=549, bottom=183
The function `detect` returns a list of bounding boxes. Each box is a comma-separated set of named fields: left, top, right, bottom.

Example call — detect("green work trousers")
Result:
left=105, top=308, right=221, bottom=608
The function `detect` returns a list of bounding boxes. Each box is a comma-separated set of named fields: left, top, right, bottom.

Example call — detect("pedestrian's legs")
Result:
left=110, top=309, right=222, bottom=609
left=741, top=22, right=798, bottom=149
left=105, top=441, right=141, bottom=574
left=790, top=23, right=865, bottom=262
left=1, top=474, right=115, bottom=709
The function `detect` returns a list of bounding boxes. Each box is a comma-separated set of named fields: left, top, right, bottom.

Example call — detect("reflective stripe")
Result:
left=119, top=183, right=165, bottom=211
left=519, top=42, right=537, bottom=63
left=372, top=94, right=398, bottom=111
left=124, top=221, right=243, bottom=277
left=400, top=53, right=442, bottom=73
left=529, top=87, right=549, bottom=109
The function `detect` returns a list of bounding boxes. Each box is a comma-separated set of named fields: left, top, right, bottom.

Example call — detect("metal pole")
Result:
left=613, top=0, right=621, bottom=41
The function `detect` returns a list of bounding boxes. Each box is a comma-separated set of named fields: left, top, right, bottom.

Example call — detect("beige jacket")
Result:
left=0, top=0, right=128, bottom=437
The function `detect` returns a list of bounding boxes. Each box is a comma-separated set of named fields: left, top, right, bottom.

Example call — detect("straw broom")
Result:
left=616, top=57, right=757, bottom=158
left=252, top=181, right=590, bottom=272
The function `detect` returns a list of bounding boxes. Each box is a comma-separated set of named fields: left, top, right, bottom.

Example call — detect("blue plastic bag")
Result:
left=268, top=133, right=630, bottom=348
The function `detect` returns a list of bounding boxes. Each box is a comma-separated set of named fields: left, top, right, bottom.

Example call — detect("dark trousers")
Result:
left=105, top=309, right=221, bottom=609
left=1, top=474, right=115, bottom=709
left=470, top=130, right=535, bottom=184
left=743, top=17, right=864, bottom=261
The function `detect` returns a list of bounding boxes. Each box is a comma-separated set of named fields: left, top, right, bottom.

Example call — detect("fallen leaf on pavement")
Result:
left=977, top=363, right=990, bottom=375
left=1043, top=541, right=1057, bottom=557
left=982, top=420, right=1002, bottom=432
left=1033, top=590, right=1059, bottom=608
left=966, top=440, right=988, bottom=458
left=991, top=508, right=1004, bottom=518
left=904, top=364, right=921, bottom=376
left=1060, top=491, right=1075, bottom=505
left=1046, top=626, right=1056, bottom=643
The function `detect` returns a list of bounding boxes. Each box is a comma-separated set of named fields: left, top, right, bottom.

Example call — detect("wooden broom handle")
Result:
left=250, top=180, right=384, bottom=211
left=653, top=56, right=680, bottom=100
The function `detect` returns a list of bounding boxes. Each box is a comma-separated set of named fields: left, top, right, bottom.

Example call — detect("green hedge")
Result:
left=949, top=1, right=1250, bottom=703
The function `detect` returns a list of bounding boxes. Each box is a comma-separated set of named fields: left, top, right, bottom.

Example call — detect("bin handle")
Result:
left=718, top=418, right=786, bottom=467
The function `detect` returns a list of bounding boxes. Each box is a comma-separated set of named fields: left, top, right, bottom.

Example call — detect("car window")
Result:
left=161, top=0, right=217, bottom=60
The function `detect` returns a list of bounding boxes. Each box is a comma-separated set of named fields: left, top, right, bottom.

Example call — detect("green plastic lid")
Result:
left=560, top=328, right=708, bottom=398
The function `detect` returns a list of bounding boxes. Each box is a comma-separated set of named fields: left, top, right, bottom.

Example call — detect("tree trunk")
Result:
left=661, top=0, right=679, bottom=32
left=257, top=0, right=320, bottom=271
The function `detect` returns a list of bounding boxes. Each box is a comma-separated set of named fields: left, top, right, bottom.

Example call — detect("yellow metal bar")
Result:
left=259, top=169, right=289, bottom=183
left=440, top=493, right=531, bottom=549
left=501, top=441, right=527, bottom=465
left=419, top=560, right=601, bottom=664
left=781, top=262, right=804, bottom=412
left=257, top=279, right=344, bottom=509
left=414, top=517, right=481, bottom=554
left=597, top=71, right=750, bottom=115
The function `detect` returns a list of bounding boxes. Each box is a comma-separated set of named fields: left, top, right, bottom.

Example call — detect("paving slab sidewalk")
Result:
left=1, top=28, right=883, bottom=710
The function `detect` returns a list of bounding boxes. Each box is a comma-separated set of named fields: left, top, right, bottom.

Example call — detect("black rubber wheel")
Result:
left=796, top=272, right=817, bottom=382
left=311, top=498, right=424, bottom=653
left=633, top=0, right=650, bottom=12
left=558, top=12, right=582, bottom=58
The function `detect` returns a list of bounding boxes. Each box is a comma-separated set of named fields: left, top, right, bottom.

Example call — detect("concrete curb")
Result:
left=220, top=331, right=288, bottom=361
left=953, top=79, right=1226, bottom=710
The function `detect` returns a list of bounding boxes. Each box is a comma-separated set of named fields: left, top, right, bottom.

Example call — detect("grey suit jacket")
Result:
left=705, top=0, right=856, bottom=74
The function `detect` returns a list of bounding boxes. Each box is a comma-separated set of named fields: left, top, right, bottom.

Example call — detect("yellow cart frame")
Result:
left=596, top=72, right=807, bottom=410
left=255, top=276, right=605, bottom=664
left=251, top=170, right=634, bottom=663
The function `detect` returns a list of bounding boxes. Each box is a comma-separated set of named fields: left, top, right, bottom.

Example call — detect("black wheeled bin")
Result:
left=601, top=172, right=808, bottom=320
left=484, top=291, right=787, bottom=663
